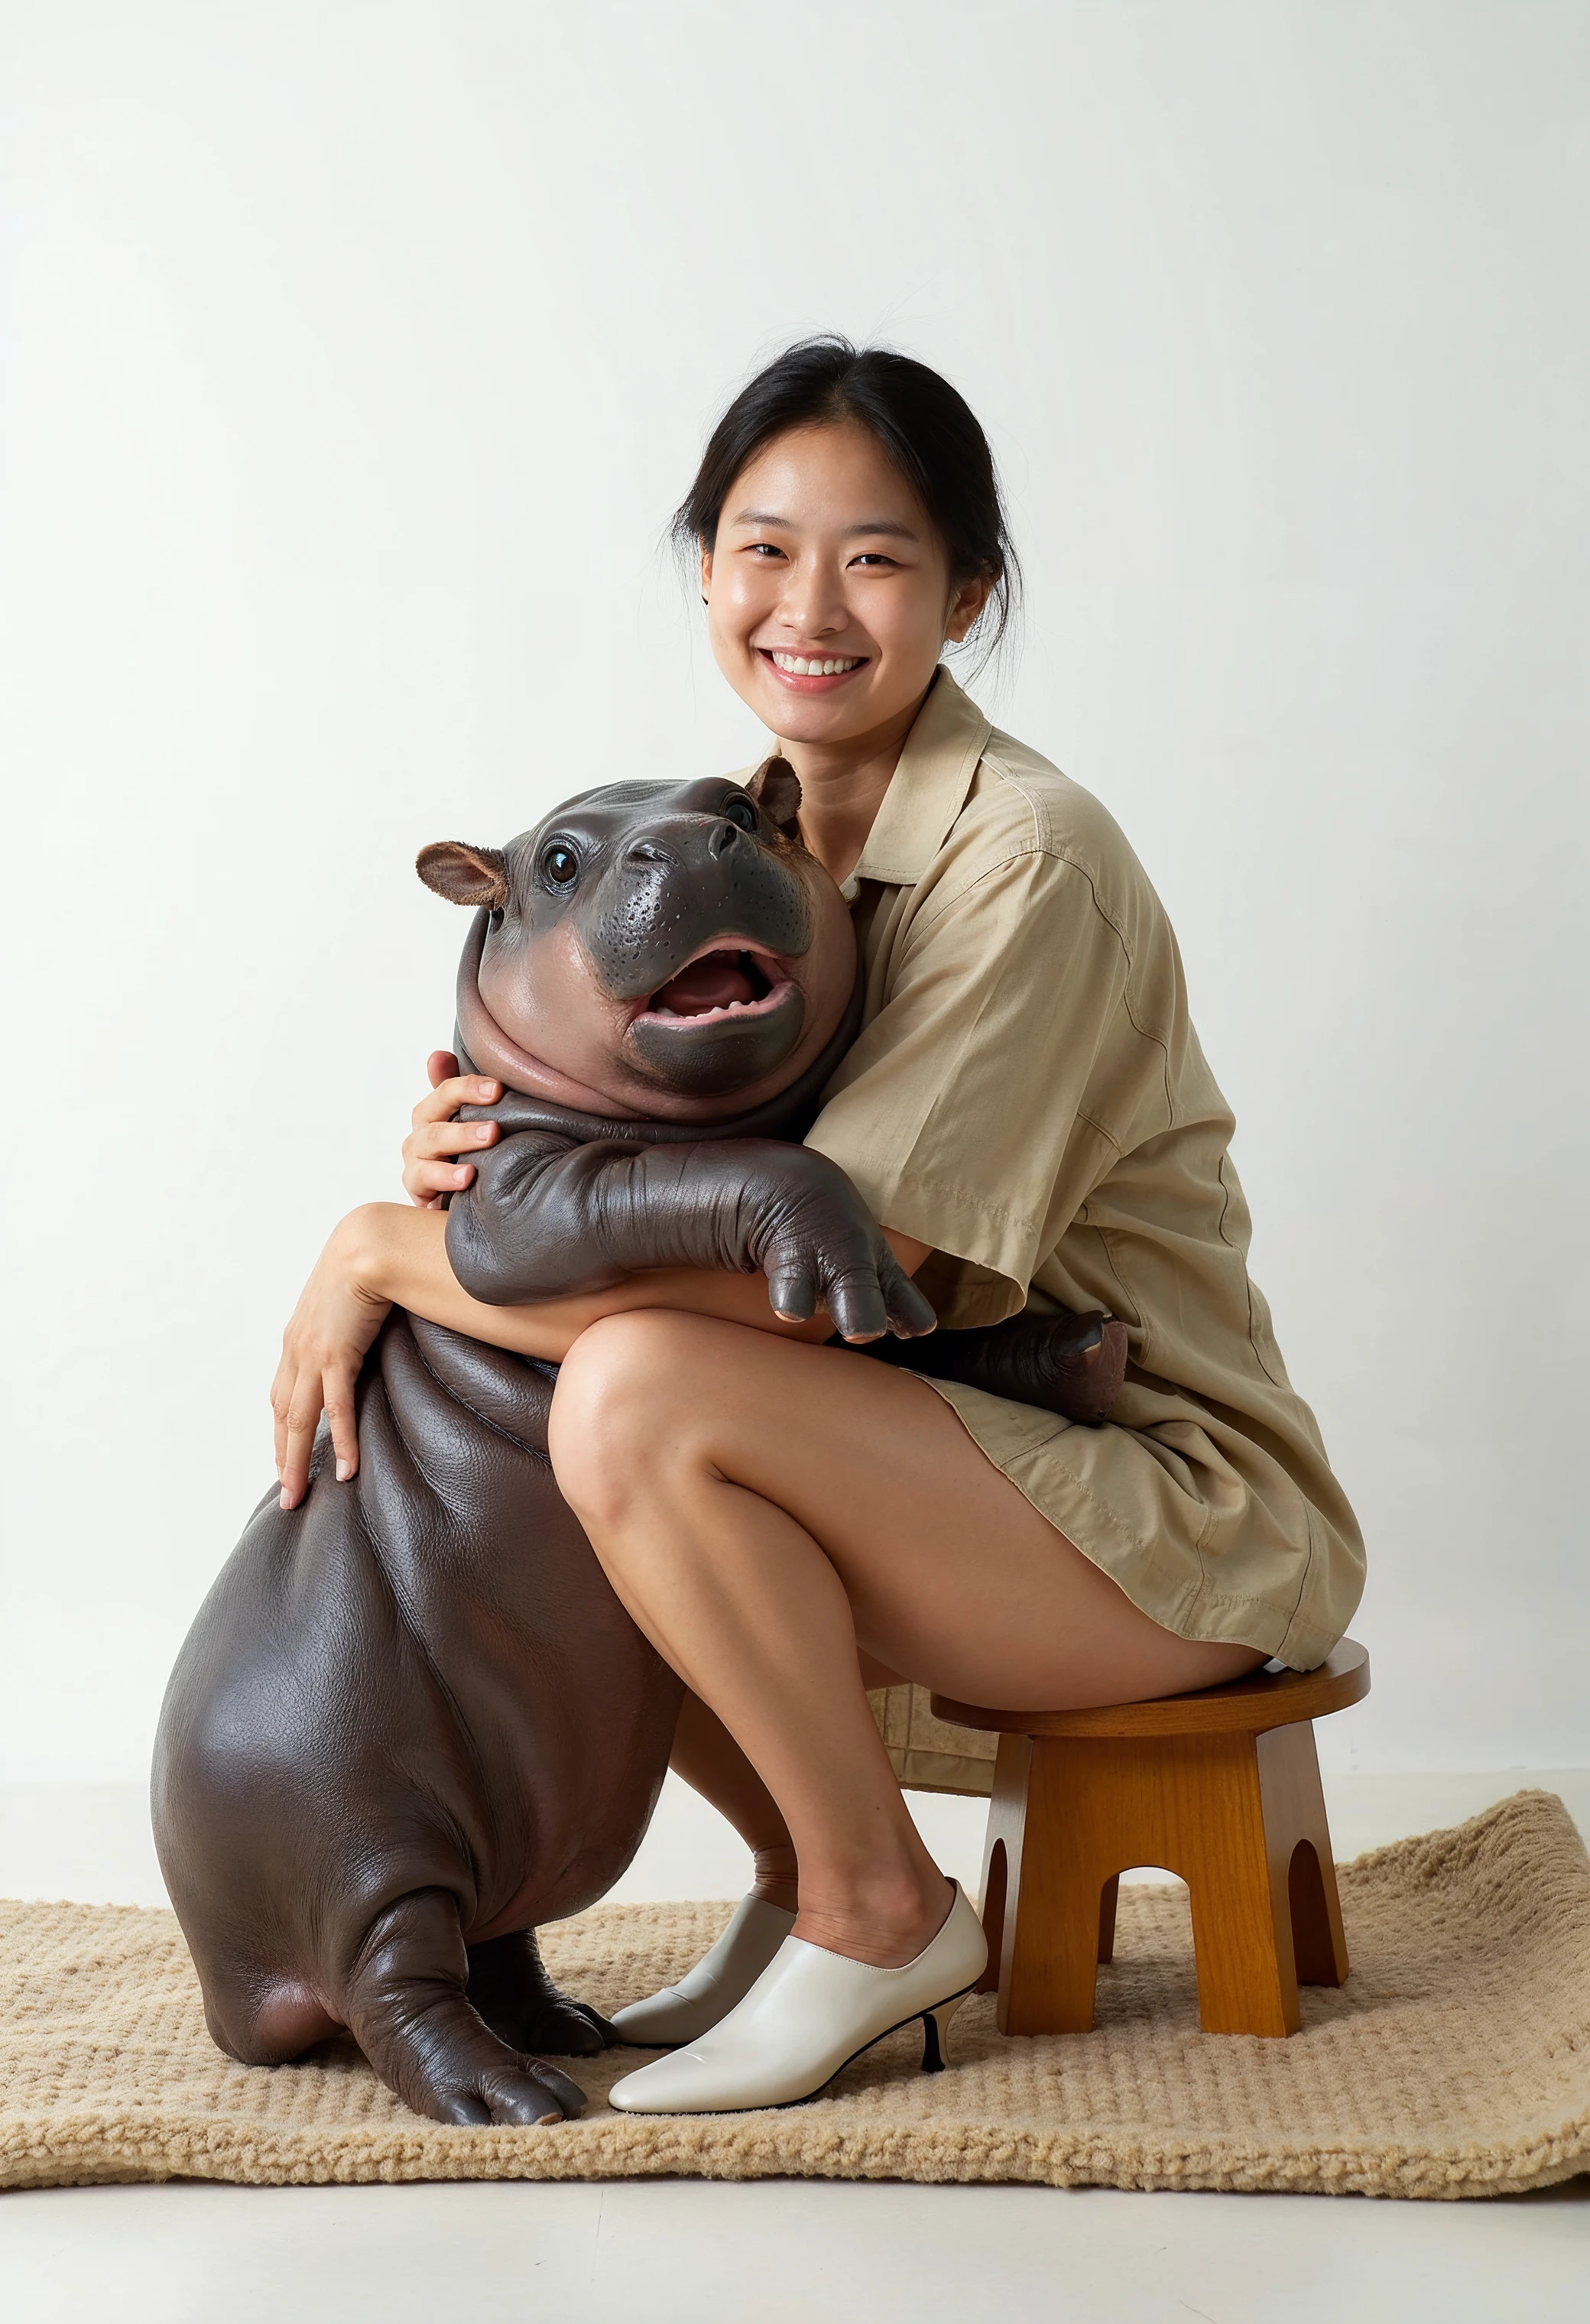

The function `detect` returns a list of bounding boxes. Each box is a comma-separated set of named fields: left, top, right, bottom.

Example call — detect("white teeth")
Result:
left=771, top=651, right=860, bottom=676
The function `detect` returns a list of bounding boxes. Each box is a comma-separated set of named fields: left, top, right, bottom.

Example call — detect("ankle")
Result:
left=750, top=1842, right=800, bottom=1915
left=792, top=1867, right=952, bottom=1970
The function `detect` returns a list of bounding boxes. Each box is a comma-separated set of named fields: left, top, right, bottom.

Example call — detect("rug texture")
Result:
left=2, top=1790, right=1587, bottom=2199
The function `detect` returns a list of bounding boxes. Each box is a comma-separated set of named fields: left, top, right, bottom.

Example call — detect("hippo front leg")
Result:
left=467, top=1927, right=618, bottom=2056
left=344, top=1890, right=587, bottom=2125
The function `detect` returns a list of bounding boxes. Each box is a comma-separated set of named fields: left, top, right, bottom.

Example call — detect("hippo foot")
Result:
left=467, top=1926, right=619, bottom=2056
left=344, top=1890, right=592, bottom=2125
left=430, top=2054, right=589, bottom=2128
left=865, top=1304, right=1130, bottom=1426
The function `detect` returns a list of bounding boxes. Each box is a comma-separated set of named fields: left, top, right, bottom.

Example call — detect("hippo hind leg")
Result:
left=467, top=1928, right=618, bottom=2057
left=344, top=1889, right=587, bottom=2125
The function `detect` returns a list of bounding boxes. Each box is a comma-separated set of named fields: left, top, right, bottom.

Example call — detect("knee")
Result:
left=548, top=1311, right=704, bottom=1527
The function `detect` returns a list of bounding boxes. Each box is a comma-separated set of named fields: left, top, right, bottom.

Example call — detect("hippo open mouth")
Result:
left=628, top=935, right=806, bottom=1095
left=637, top=943, right=793, bottom=1028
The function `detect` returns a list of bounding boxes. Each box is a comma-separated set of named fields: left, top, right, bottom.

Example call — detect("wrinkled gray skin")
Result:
left=151, top=767, right=900, bottom=2131
left=152, top=764, right=1125, bottom=2131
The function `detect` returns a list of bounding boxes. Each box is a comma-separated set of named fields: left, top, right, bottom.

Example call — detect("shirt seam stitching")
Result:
left=904, top=846, right=1177, bottom=1091
left=1216, top=1154, right=1286, bottom=1390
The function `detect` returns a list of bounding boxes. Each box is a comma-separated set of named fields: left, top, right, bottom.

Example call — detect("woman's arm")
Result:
left=368, top=1201, right=935, bottom=1356
left=271, top=1199, right=930, bottom=1510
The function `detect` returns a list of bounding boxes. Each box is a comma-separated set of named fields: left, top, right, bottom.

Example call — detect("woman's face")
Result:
left=701, top=420, right=988, bottom=748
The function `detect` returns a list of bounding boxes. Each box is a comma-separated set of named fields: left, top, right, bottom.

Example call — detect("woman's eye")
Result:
left=541, top=844, right=579, bottom=887
left=722, top=797, right=758, bottom=833
left=851, top=553, right=896, bottom=568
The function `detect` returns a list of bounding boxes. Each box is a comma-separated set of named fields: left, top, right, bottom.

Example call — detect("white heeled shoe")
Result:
left=610, top=1894, right=797, bottom=2046
left=607, top=1881, right=987, bottom=2114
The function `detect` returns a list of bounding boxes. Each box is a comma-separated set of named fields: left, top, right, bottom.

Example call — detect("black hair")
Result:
left=673, top=336, right=1020, bottom=668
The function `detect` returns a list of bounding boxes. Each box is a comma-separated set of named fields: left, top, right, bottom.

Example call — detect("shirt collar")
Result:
left=839, top=668, right=992, bottom=900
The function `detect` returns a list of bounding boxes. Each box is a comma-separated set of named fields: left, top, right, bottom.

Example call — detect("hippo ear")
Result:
left=748, top=755, right=803, bottom=842
left=416, top=842, right=510, bottom=909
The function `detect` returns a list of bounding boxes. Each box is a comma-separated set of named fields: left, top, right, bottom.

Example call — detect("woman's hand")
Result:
left=271, top=1209, right=394, bottom=1510
left=401, top=1049, right=504, bottom=1206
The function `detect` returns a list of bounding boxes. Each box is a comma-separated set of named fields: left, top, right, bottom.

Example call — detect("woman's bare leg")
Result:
left=668, top=1650, right=907, bottom=1915
left=670, top=1693, right=800, bottom=1913
left=669, top=1636, right=906, bottom=1905
left=550, top=1311, right=1264, bottom=1970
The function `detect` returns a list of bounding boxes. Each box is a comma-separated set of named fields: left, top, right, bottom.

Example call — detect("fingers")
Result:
left=270, top=1349, right=293, bottom=1480
left=407, top=1157, right=476, bottom=1205
left=272, top=1365, right=365, bottom=1504
left=767, top=1261, right=818, bottom=1322
left=278, top=1390, right=322, bottom=1511
left=521, top=2059, right=588, bottom=2119
left=405, top=1129, right=495, bottom=1204
left=404, top=1081, right=501, bottom=1204
left=427, top=1049, right=460, bottom=1090
left=427, top=2061, right=585, bottom=2128
left=323, top=1365, right=361, bottom=1483
left=767, top=1222, right=931, bottom=1344
left=410, top=1073, right=500, bottom=1130
left=878, top=1253, right=938, bottom=1339
left=569, top=2001, right=619, bottom=2050
left=410, top=1117, right=501, bottom=1164
left=826, top=1271, right=889, bottom=1345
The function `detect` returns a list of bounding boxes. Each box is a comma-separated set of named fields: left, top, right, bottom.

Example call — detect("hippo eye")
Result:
left=488, top=907, right=505, bottom=932
left=722, top=796, right=758, bottom=834
left=540, top=843, right=579, bottom=888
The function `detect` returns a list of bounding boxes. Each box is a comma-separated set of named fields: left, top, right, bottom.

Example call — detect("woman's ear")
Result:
left=748, top=755, right=803, bottom=841
left=699, top=538, right=712, bottom=605
left=945, top=572, right=992, bottom=644
left=416, top=842, right=510, bottom=908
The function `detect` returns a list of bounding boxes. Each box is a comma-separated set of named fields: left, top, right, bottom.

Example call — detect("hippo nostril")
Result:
left=707, top=820, right=741, bottom=861
left=626, top=840, right=672, bottom=868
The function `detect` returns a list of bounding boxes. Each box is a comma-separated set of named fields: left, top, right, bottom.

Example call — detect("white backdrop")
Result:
left=2, top=2, right=1585, bottom=1782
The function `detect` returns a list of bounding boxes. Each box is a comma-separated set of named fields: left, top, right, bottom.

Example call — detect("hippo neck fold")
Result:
left=454, top=908, right=863, bottom=1148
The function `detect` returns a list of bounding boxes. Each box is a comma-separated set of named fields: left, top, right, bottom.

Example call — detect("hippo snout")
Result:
left=590, top=811, right=813, bottom=1003
left=621, top=812, right=747, bottom=868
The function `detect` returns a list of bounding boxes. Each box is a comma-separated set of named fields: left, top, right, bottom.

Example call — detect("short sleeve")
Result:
left=804, top=850, right=1159, bottom=1327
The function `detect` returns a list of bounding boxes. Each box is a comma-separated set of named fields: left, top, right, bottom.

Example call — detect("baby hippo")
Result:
left=152, top=759, right=1124, bottom=2131
left=420, top=758, right=933, bottom=1343
left=423, top=758, right=1127, bottom=1403
left=151, top=762, right=935, bottom=2131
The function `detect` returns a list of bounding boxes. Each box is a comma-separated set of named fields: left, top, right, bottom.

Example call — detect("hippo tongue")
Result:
left=652, top=949, right=759, bottom=1016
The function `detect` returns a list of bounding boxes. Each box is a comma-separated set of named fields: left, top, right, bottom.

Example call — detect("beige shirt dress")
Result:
left=788, top=672, right=1366, bottom=1794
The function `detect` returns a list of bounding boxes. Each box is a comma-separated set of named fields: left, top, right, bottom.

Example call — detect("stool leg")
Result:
left=995, top=1737, right=1122, bottom=2036
left=1173, top=1732, right=1301, bottom=2037
left=1257, top=1722, right=1349, bottom=1987
left=1097, top=1874, right=1120, bottom=1965
left=975, top=1735, right=1029, bottom=1995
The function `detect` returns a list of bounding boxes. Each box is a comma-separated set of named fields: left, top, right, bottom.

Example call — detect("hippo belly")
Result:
left=151, top=1311, right=681, bottom=2126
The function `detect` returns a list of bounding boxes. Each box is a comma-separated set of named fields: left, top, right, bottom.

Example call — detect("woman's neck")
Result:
left=777, top=683, right=933, bottom=888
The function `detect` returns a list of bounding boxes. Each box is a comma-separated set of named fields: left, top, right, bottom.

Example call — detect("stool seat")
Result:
left=932, top=1637, right=1370, bottom=1741
left=932, top=1639, right=1370, bottom=2040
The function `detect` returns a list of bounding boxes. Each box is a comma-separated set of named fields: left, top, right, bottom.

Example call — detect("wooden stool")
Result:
left=931, top=1638, right=1369, bottom=2040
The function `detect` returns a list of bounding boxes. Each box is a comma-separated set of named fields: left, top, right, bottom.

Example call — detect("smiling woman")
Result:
left=678, top=346, right=1015, bottom=887
left=277, top=336, right=1364, bottom=2120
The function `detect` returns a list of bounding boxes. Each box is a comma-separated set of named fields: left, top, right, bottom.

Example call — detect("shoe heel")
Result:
left=919, top=1988, right=972, bottom=2075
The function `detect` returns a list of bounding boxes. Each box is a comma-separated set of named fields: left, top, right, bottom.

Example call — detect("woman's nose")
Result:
left=777, top=557, right=847, bottom=638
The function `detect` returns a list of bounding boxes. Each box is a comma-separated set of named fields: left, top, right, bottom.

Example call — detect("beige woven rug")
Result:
left=2, top=1791, right=1587, bottom=2199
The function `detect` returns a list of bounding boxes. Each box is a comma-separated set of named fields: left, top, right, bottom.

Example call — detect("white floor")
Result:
left=2, top=1772, right=1588, bottom=2323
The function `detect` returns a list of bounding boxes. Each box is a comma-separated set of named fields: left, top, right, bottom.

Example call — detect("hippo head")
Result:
left=417, top=760, right=858, bottom=1122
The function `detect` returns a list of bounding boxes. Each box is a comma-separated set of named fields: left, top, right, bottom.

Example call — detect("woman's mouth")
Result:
left=758, top=648, right=869, bottom=693
left=635, top=946, right=793, bottom=1027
